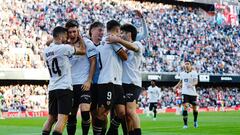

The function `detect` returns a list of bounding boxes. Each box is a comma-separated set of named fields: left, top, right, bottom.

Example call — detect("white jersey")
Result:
left=147, top=86, right=161, bottom=103
left=70, top=37, right=97, bottom=85
left=122, top=41, right=143, bottom=87
left=180, top=71, right=198, bottom=96
left=97, top=37, right=123, bottom=85
left=43, top=43, right=75, bottom=91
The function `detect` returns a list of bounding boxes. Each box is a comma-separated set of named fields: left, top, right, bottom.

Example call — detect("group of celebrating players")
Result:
left=42, top=9, right=199, bottom=135
left=42, top=10, right=146, bottom=135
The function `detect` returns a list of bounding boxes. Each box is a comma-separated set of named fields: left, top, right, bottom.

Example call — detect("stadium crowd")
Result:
left=0, top=84, right=47, bottom=112
left=0, top=0, right=239, bottom=74
left=138, top=87, right=240, bottom=109
left=1, top=85, right=240, bottom=112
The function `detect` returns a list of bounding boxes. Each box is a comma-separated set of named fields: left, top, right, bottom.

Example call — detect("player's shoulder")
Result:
left=191, top=70, right=198, bottom=75
left=83, top=37, right=95, bottom=47
left=133, top=41, right=143, bottom=47
left=179, top=71, right=185, bottom=75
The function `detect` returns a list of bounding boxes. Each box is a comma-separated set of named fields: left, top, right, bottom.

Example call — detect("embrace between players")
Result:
left=42, top=10, right=147, bottom=135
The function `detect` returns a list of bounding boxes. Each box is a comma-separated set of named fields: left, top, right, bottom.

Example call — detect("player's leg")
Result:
left=93, top=84, right=114, bottom=135
left=42, top=90, right=57, bottom=135
left=53, top=90, right=73, bottom=135
left=67, top=85, right=80, bottom=135
left=153, top=103, right=157, bottom=120
left=90, top=84, right=105, bottom=134
left=125, top=84, right=141, bottom=135
left=149, top=103, right=153, bottom=117
left=126, top=102, right=141, bottom=134
left=79, top=90, right=91, bottom=135
left=176, top=100, right=182, bottom=115
left=53, top=114, right=69, bottom=135
left=182, top=94, right=189, bottom=128
left=190, top=96, right=198, bottom=128
left=42, top=114, right=57, bottom=135
left=107, top=85, right=126, bottom=135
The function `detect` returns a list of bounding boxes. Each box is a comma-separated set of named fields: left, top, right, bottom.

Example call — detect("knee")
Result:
left=126, top=109, right=136, bottom=118
left=97, top=107, right=108, bottom=120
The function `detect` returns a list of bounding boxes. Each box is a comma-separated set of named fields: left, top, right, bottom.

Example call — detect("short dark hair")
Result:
left=89, top=21, right=104, bottom=37
left=52, top=26, right=67, bottom=38
left=65, top=19, right=79, bottom=28
left=121, top=24, right=137, bottom=41
left=107, top=20, right=120, bottom=32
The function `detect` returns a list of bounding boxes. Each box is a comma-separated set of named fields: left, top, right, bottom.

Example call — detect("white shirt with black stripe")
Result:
left=43, top=43, right=75, bottom=91
left=122, top=41, right=143, bottom=87
left=97, top=36, right=123, bottom=85
left=70, top=37, right=97, bottom=85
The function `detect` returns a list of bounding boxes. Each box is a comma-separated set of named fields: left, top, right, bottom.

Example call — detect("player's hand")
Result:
left=81, top=80, right=91, bottom=91
left=106, top=34, right=121, bottom=44
left=46, top=36, right=53, bottom=46
left=134, top=10, right=143, bottom=18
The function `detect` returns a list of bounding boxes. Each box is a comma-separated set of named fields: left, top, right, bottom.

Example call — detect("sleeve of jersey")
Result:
left=193, top=72, right=198, bottom=79
left=86, top=41, right=97, bottom=58
left=64, top=45, right=75, bottom=57
left=136, top=18, right=148, bottom=41
left=179, top=72, right=183, bottom=80
left=134, top=41, right=143, bottom=54
left=112, top=44, right=123, bottom=53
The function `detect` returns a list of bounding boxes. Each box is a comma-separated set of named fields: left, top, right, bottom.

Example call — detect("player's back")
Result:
left=97, top=37, right=123, bottom=85
left=122, top=41, right=143, bottom=87
left=44, top=43, right=75, bottom=91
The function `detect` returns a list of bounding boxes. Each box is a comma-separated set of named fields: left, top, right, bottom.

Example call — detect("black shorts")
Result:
left=90, top=84, right=98, bottom=111
left=123, top=83, right=141, bottom=103
left=49, top=89, right=73, bottom=115
left=72, top=84, right=91, bottom=108
left=97, top=83, right=115, bottom=110
left=114, top=84, right=125, bottom=105
left=149, top=102, right=158, bottom=111
left=182, top=94, right=198, bottom=106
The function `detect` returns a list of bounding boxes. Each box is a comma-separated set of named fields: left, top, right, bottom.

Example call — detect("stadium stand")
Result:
left=0, top=0, right=239, bottom=74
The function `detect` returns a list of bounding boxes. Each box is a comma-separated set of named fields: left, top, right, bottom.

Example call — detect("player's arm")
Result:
left=173, top=80, right=182, bottom=90
left=192, top=78, right=198, bottom=86
left=134, top=10, right=148, bottom=41
left=82, top=41, right=97, bottom=91
left=75, top=36, right=86, bottom=55
left=46, top=36, right=53, bottom=46
left=116, top=48, right=128, bottom=61
left=107, top=34, right=139, bottom=52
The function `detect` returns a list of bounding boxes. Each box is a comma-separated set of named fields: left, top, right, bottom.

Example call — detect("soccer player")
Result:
left=108, top=10, right=148, bottom=135
left=175, top=88, right=182, bottom=115
left=93, top=20, right=128, bottom=135
left=65, top=19, right=97, bottom=135
left=106, top=23, right=143, bottom=135
left=173, top=61, right=199, bottom=128
left=42, top=26, right=85, bottom=135
left=147, top=80, right=161, bottom=121
left=216, top=90, right=225, bottom=112
left=88, top=21, right=109, bottom=134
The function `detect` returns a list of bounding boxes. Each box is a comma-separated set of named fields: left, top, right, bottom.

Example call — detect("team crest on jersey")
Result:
left=106, top=101, right=111, bottom=106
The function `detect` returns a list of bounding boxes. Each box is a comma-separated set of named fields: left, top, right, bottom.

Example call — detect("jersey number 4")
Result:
left=46, top=58, right=62, bottom=77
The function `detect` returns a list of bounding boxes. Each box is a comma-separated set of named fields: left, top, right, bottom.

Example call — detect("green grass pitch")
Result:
left=0, top=111, right=240, bottom=135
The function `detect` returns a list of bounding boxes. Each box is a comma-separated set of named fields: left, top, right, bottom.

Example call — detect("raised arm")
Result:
left=134, top=10, right=148, bottom=41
